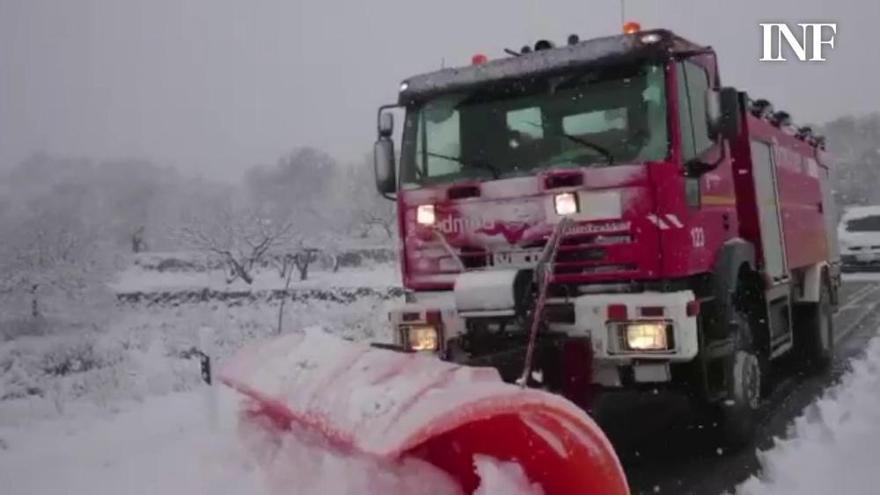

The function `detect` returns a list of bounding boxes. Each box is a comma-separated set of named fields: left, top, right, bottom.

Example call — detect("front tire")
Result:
left=719, top=347, right=762, bottom=447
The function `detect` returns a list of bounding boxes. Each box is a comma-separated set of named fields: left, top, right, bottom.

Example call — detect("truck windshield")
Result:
left=399, top=63, right=667, bottom=188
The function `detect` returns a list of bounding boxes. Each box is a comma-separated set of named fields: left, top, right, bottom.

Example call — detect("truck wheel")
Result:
left=719, top=346, right=762, bottom=448
left=712, top=301, right=763, bottom=450
left=797, top=278, right=834, bottom=372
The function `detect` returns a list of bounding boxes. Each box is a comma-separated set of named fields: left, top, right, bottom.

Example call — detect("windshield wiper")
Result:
left=423, top=150, right=500, bottom=179
left=521, top=121, right=614, bottom=166
left=559, top=133, right=614, bottom=165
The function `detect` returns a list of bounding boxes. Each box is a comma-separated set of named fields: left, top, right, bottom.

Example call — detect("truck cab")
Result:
left=374, top=27, right=838, bottom=444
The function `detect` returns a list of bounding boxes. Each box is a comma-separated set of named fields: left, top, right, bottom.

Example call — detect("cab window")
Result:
left=677, top=61, right=713, bottom=161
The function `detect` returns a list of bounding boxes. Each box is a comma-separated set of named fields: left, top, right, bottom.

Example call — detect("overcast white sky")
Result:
left=0, top=0, right=875, bottom=179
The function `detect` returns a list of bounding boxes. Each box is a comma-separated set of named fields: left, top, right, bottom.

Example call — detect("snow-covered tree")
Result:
left=0, top=209, right=113, bottom=325
left=817, top=113, right=880, bottom=209
left=329, top=155, right=396, bottom=242
left=178, top=206, right=295, bottom=285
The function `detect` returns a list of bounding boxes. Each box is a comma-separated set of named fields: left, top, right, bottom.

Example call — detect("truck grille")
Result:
left=455, top=224, right=636, bottom=277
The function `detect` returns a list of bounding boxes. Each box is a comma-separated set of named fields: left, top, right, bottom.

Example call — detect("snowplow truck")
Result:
left=374, top=27, right=840, bottom=444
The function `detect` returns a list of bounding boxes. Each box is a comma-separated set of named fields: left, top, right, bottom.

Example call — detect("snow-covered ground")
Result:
left=4, top=255, right=880, bottom=494
left=109, top=263, right=399, bottom=293
left=0, top=387, right=265, bottom=494
left=5, top=329, right=879, bottom=495
left=737, top=336, right=880, bottom=494
left=0, top=383, right=540, bottom=495
left=0, top=288, right=399, bottom=425
left=1, top=258, right=474, bottom=494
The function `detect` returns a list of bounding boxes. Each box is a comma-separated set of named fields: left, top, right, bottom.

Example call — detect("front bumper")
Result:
left=389, top=289, right=699, bottom=387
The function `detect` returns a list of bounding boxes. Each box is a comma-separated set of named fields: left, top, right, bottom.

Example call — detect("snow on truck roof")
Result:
left=398, top=29, right=706, bottom=104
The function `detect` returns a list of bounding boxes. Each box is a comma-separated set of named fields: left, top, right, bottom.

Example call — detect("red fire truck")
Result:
left=373, top=26, right=840, bottom=443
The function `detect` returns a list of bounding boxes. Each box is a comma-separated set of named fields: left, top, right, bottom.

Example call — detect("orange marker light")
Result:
left=471, top=53, right=488, bottom=65
left=623, top=21, right=642, bottom=34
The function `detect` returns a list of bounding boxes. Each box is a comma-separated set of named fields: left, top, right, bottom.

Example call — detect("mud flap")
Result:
left=221, top=329, right=627, bottom=495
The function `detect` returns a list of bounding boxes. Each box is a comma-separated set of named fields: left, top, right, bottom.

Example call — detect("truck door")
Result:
left=750, top=140, right=788, bottom=281
left=815, top=158, right=840, bottom=263
left=671, top=59, right=737, bottom=276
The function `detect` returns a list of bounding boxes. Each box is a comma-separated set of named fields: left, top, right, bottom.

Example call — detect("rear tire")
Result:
left=796, top=276, right=834, bottom=372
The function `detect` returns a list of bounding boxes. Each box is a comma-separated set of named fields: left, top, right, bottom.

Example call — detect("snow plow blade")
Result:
left=221, top=330, right=628, bottom=495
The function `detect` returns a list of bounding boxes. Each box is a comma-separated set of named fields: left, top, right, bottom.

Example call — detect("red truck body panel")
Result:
left=394, top=32, right=831, bottom=293
left=732, top=113, right=831, bottom=278
left=399, top=164, right=663, bottom=290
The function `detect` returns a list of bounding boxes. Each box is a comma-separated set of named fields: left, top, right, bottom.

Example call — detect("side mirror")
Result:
left=374, top=137, right=396, bottom=195
left=708, top=87, right=740, bottom=142
left=378, top=112, right=394, bottom=138
left=684, top=158, right=715, bottom=178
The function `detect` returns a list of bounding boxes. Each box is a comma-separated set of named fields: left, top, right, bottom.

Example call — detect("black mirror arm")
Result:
left=684, top=140, right=729, bottom=178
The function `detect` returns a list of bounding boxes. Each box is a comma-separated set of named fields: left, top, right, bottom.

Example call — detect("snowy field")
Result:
left=109, top=262, right=400, bottom=293
left=0, top=282, right=400, bottom=426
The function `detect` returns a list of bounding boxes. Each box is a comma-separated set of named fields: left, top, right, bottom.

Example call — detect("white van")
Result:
left=839, top=206, right=880, bottom=271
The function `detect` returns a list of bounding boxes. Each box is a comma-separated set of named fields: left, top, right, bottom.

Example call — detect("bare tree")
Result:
left=269, top=246, right=320, bottom=334
left=0, top=221, right=109, bottom=321
left=272, top=253, right=297, bottom=334
left=292, top=248, right=319, bottom=281
left=333, top=155, right=396, bottom=241
left=272, top=247, right=321, bottom=281
left=178, top=208, right=294, bottom=285
left=356, top=206, right=396, bottom=239
left=131, top=226, right=147, bottom=253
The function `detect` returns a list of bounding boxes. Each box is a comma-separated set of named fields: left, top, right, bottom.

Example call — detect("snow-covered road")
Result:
left=607, top=281, right=880, bottom=494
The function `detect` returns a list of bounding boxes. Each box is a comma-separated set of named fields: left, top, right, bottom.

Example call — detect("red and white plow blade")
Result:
left=221, top=329, right=628, bottom=495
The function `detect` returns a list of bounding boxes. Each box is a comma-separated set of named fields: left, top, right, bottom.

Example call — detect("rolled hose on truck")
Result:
left=220, top=329, right=629, bottom=495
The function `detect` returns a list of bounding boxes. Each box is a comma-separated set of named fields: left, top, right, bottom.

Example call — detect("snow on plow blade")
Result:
left=221, top=330, right=628, bottom=495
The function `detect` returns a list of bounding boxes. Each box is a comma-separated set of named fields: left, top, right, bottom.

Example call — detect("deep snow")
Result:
left=737, top=337, right=880, bottom=494
left=0, top=261, right=541, bottom=494
left=0, top=388, right=264, bottom=494
left=3, top=258, right=880, bottom=494
left=0, top=381, right=539, bottom=494
left=6, top=332, right=879, bottom=495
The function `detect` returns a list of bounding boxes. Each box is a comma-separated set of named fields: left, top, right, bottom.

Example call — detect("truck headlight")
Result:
left=625, top=323, right=670, bottom=351
left=554, top=192, right=579, bottom=216
left=416, top=204, right=436, bottom=225
left=404, top=325, right=439, bottom=352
